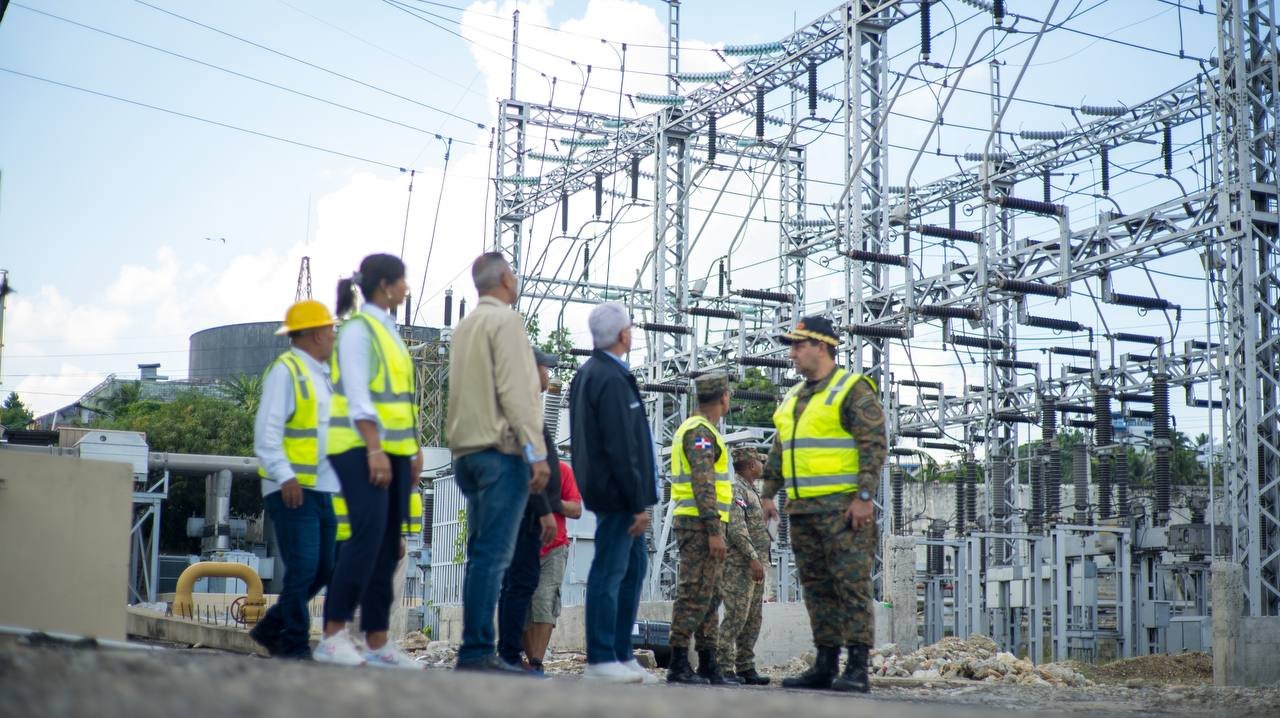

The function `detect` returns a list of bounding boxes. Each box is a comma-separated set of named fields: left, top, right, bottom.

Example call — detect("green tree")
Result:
left=96, top=391, right=260, bottom=552
left=732, top=368, right=780, bottom=427
left=85, top=381, right=141, bottom=420
left=0, top=392, right=33, bottom=429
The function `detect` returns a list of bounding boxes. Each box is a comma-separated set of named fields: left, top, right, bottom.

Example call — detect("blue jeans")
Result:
left=497, top=514, right=543, bottom=665
left=585, top=511, right=648, bottom=664
left=454, top=449, right=530, bottom=664
left=260, top=489, right=336, bottom=655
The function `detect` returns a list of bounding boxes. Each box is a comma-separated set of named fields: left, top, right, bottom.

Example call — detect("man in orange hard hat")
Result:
left=250, top=299, right=339, bottom=659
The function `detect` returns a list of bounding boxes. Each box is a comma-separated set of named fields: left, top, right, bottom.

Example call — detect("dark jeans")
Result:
left=585, top=511, right=648, bottom=664
left=497, top=514, right=543, bottom=665
left=322, top=448, right=413, bottom=632
left=454, top=449, right=530, bottom=665
left=259, top=489, right=336, bottom=655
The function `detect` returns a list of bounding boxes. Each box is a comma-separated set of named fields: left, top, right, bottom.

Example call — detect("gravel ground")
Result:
left=2, top=638, right=1278, bottom=717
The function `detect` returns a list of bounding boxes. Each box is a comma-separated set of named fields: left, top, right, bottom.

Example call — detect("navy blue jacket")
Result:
left=569, top=350, right=660, bottom=515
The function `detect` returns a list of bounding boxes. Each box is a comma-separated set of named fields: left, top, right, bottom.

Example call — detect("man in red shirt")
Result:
left=522, top=462, right=583, bottom=673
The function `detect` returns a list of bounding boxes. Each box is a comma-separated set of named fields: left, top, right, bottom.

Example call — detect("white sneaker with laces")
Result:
left=621, top=659, right=660, bottom=684
left=312, top=633, right=366, bottom=667
left=364, top=644, right=426, bottom=670
left=584, top=661, right=643, bottom=684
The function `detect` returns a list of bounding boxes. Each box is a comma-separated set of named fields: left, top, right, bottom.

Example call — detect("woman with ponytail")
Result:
left=314, top=253, right=425, bottom=669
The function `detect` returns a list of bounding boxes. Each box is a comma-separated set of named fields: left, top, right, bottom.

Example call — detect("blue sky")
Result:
left=0, top=0, right=1224, bottom=443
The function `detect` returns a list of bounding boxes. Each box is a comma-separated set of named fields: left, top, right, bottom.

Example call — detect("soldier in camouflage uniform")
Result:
left=666, top=373, right=735, bottom=686
left=717, top=446, right=772, bottom=685
left=762, top=316, right=887, bottom=693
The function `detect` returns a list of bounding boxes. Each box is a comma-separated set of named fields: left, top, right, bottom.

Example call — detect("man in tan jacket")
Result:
left=447, top=251, right=549, bottom=673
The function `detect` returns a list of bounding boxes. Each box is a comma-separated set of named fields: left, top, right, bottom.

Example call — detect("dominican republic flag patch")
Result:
left=694, top=436, right=713, bottom=450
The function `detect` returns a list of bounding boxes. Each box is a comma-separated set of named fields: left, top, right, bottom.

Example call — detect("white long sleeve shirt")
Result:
left=253, top=347, right=339, bottom=496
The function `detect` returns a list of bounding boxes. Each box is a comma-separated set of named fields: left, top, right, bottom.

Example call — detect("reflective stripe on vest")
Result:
left=327, top=312, right=418, bottom=457
left=333, top=490, right=423, bottom=543
left=772, top=367, right=876, bottom=501
left=405, top=490, right=423, bottom=534
left=334, top=494, right=351, bottom=542
left=670, top=415, right=732, bottom=522
left=257, top=352, right=320, bottom=488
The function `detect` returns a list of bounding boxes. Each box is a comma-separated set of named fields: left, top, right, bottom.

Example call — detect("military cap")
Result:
left=731, top=446, right=763, bottom=465
left=779, top=315, right=840, bottom=346
left=693, top=372, right=729, bottom=396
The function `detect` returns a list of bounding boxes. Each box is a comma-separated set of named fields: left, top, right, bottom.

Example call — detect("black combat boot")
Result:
left=830, top=644, right=871, bottom=693
left=666, top=647, right=709, bottom=684
left=781, top=646, right=839, bottom=689
left=696, top=649, right=736, bottom=686
left=736, top=667, right=771, bottom=685
left=720, top=670, right=744, bottom=685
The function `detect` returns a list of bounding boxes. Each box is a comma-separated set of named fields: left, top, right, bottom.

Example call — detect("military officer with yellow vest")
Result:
left=250, top=299, right=339, bottom=660
left=315, top=254, right=425, bottom=670
left=667, top=373, right=736, bottom=686
left=762, top=316, right=887, bottom=693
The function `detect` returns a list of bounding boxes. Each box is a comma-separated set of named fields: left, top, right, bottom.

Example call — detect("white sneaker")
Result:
left=584, top=661, right=643, bottom=684
left=312, top=633, right=365, bottom=666
left=621, top=659, right=660, bottom=684
left=364, top=644, right=426, bottom=670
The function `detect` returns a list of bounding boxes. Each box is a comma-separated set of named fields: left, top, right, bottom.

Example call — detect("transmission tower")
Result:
left=295, top=256, right=312, bottom=302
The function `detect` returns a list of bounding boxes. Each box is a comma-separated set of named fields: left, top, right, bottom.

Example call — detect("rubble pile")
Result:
left=870, top=636, right=1092, bottom=687
left=397, top=633, right=592, bottom=675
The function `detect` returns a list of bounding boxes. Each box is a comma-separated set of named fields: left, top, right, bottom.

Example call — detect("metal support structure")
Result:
left=1215, top=0, right=1280, bottom=617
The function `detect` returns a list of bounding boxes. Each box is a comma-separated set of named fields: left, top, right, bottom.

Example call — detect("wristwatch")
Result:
left=856, top=488, right=873, bottom=502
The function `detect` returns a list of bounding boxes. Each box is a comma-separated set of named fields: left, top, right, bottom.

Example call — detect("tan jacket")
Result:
left=446, top=296, right=547, bottom=459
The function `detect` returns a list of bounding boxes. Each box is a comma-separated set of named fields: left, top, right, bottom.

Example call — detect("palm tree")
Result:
left=222, top=373, right=264, bottom=415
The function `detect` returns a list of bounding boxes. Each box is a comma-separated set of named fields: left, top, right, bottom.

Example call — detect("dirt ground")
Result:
left=1063, top=653, right=1215, bottom=686
left=2, top=637, right=1279, bottom=717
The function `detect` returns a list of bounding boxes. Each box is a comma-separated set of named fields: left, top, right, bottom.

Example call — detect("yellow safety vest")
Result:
left=334, top=490, right=422, bottom=542
left=671, top=415, right=732, bottom=523
left=327, top=311, right=418, bottom=457
left=772, top=367, right=876, bottom=500
left=257, top=352, right=320, bottom=488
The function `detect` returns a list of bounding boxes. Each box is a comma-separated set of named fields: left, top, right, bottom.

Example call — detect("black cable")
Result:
left=0, top=66, right=415, bottom=171
left=14, top=3, right=479, bottom=145
left=131, top=0, right=487, bottom=129
left=413, top=139, right=452, bottom=325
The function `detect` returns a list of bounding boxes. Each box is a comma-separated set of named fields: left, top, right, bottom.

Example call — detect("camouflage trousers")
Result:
left=790, top=509, right=876, bottom=648
left=715, top=558, right=765, bottom=671
left=669, top=527, right=724, bottom=649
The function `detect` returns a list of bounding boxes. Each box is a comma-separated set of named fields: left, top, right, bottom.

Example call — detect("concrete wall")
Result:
left=437, top=599, right=823, bottom=667
left=1212, top=561, right=1280, bottom=686
left=0, top=451, right=132, bottom=640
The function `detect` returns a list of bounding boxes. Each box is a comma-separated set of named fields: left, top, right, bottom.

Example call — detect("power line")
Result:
left=273, top=0, right=486, bottom=98
left=131, top=0, right=488, bottom=130
left=13, top=3, right=478, bottom=146
left=0, top=66, right=418, bottom=171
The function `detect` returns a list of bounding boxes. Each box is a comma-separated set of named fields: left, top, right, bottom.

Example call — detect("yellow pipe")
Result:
left=171, top=561, right=267, bottom=626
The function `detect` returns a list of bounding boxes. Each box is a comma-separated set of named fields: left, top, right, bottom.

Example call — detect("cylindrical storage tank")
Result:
left=189, top=322, right=290, bottom=382
left=190, top=322, right=440, bottom=382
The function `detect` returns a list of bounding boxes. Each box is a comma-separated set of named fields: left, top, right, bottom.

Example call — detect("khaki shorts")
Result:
left=529, top=545, right=568, bottom=625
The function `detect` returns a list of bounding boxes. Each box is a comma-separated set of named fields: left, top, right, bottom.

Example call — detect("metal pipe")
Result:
left=171, top=561, right=266, bottom=625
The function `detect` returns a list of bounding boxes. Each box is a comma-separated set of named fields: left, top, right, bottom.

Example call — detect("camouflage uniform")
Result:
left=717, top=449, right=772, bottom=673
left=762, top=372, right=887, bottom=649
left=669, top=378, right=729, bottom=651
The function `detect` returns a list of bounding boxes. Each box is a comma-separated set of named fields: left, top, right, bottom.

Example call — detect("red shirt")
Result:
left=542, top=464, right=581, bottom=556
